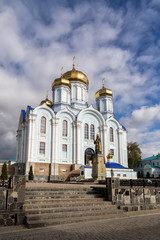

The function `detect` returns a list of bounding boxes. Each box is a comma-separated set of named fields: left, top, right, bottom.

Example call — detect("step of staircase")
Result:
left=24, top=186, right=121, bottom=228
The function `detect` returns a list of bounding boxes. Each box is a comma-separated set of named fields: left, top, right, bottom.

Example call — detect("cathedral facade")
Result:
left=16, top=62, right=129, bottom=180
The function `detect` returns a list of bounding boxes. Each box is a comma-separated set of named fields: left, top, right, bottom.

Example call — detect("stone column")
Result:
left=50, top=118, right=59, bottom=180
left=102, top=125, right=107, bottom=158
left=73, top=121, right=77, bottom=164
left=26, top=113, right=36, bottom=174
left=20, top=123, right=25, bottom=163
left=76, top=121, right=81, bottom=165
left=118, top=129, right=123, bottom=165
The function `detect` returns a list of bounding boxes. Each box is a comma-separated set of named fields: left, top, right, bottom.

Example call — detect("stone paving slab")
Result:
left=0, top=209, right=160, bottom=240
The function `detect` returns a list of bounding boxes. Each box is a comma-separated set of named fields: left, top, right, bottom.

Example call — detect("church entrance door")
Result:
left=85, top=148, right=94, bottom=165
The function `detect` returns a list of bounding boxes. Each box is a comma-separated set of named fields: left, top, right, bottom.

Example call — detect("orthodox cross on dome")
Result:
left=73, top=56, right=75, bottom=70
left=46, top=90, right=48, bottom=99
left=102, top=77, right=105, bottom=88
left=61, top=66, right=63, bottom=77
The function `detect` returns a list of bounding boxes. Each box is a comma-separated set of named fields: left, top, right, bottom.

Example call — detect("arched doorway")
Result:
left=84, top=148, right=94, bottom=165
left=146, top=172, right=150, bottom=178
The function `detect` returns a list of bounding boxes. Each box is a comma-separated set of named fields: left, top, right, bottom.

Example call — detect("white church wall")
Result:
left=32, top=106, right=54, bottom=164
left=56, top=109, right=75, bottom=164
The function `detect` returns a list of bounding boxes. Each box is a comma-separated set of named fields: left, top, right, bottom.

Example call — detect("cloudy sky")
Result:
left=0, top=0, right=160, bottom=159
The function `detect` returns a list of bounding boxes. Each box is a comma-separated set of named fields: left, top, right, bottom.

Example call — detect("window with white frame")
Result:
left=110, top=149, right=114, bottom=156
left=56, top=89, right=61, bottom=102
left=62, top=90, right=67, bottom=102
left=39, top=142, right=45, bottom=154
left=84, top=123, right=89, bottom=139
left=110, top=127, right=114, bottom=142
left=62, top=120, right=68, bottom=137
left=40, top=116, right=46, bottom=134
left=62, top=144, right=67, bottom=158
left=90, top=124, right=95, bottom=140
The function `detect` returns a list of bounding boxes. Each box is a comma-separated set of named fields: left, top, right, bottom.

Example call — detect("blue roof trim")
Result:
left=105, top=162, right=128, bottom=169
left=82, top=163, right=129, bottom=169
left=21, top=110, right=26, bottom=121
left=27, top=105, right=34, bottom=110
left=122, top=125, right=126, bottom=131
left=81, top=165, right=92, bottom=168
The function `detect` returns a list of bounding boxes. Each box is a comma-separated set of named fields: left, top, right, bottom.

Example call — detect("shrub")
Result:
left=28, top=165, right=34, bottom=181
left=1, top=163, right=8, bottom=180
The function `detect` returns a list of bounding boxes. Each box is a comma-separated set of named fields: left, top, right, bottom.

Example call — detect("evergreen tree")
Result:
left=28, top=165, right=34, bottom=180
left=127, top=142, right=142, bottom=168
left=1, top=163, right=8, bottom=180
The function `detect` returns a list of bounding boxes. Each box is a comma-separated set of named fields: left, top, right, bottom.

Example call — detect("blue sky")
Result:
left=0, top=0, right=160, bottom=159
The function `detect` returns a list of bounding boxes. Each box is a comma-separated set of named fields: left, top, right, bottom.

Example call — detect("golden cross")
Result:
left=73, top=56, right=75, bottom=69
left=61, top=66, right=63, bottom=77
left=46, top=90, right=48, bottom=99
left=102, top=78, right=105, bottom=88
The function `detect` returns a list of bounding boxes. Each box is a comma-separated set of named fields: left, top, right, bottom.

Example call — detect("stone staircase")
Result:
left=24, top=186, right=123, bottom=228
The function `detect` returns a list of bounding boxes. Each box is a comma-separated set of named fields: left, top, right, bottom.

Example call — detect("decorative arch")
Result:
left=77, top=105, right=105, bottom=126
left=34, top=104, right=56, bottom=119
left=56, top=107, right=76, bottom=122
left=106, top=117, right=121, bottom=129
left=84, top=148, right=95, bottom=165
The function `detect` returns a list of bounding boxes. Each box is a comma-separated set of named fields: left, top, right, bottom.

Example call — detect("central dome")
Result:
left=63, top=64, right=88, bottom=85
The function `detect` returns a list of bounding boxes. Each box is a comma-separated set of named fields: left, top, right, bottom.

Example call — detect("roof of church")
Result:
left=82, top=163, right=128, bottom=169
left=144, top=164, right=160, bottom=169
left=140, top=154, right=160, bottom=161
left=105, top=162, right=128, bottom=169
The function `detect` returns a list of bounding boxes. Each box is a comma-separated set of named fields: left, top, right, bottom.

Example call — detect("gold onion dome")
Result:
left=95, top=78, right=112, bottom=99
left=40, top=91, right=53, bottom=108
left=52, top=57, right=88, bottom=88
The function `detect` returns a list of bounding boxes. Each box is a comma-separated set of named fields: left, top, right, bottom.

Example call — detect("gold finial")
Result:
left=102, top=78, right=105, bottom=88
left=61, top=66, right=63, bottom=77
left=73, top=56, right=75, bottom=70
left=46, top=90, right=48, bottom=99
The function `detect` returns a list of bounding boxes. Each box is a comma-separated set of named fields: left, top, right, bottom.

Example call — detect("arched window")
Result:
left=84, top=123, right=89, bottom=139
left=62, top=120, right=68, bottom=137
left=41, top=116, right=46, bottom=134
left=56, top=89, right=61, bottom=102
left=90, top=124, right=95, bottom=140
left=110, top=127, right=114, bottom=142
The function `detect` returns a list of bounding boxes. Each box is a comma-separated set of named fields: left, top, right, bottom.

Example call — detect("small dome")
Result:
left=40, top=92, right=52, bottom=108
left=52, top=77, right=70, bottom=89
left=95, top=78, right=112, bottom=99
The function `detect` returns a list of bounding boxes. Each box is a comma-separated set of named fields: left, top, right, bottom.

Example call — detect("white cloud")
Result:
left=120, top=105, right=160, bottom=157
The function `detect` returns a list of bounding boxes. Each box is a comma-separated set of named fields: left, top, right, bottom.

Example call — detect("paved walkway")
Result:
left=0, top=210, right=160, bottom=240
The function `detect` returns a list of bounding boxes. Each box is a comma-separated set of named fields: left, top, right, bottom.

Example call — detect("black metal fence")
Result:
left=120, top=179, right=160, bottom=187
left=0, top=177, right=13, bottom=189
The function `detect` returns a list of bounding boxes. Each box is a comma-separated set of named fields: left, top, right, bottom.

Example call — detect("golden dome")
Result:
left=52, top=59, right=88, bottom=89
left=40, top=91, right=52, bottom=107
left=107, top=152, right=112, bottom=159
left=63, top=64, right=88, bottom=85
left=95, top=78, right=112, bottom=99
left=52, top=77, right=70, bottom=89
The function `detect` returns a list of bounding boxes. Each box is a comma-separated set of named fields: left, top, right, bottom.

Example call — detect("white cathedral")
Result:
left=16, top=61, right=136, bottom=181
